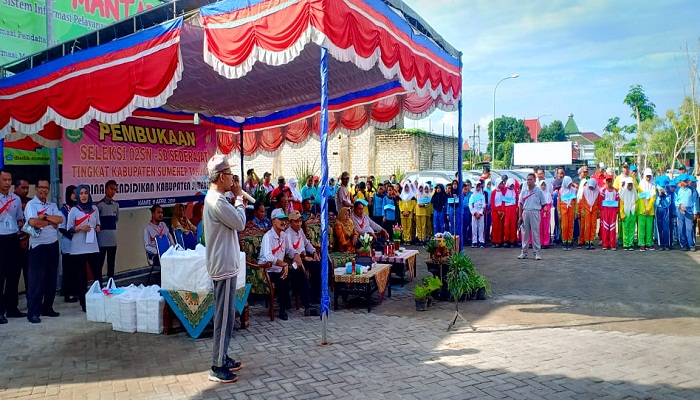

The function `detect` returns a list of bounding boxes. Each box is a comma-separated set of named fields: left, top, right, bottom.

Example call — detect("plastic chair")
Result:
left=197, top=221, right=205, bottom=245
left=173, top=228, right=185, bottom=247
left=147, top=235, right=172, bottom=285
left=183, top=231, right=197, bottom=250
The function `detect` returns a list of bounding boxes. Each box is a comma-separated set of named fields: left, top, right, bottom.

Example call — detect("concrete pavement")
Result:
left=1, top=244, right=699, bottom=399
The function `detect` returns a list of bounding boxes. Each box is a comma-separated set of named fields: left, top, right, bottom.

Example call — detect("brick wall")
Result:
left=231, top=127, right=458, bottom=181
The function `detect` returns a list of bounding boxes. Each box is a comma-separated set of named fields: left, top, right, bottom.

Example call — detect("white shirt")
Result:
left=259, top=229, right=287, bottom=273
left=519, top=186, right=547, bottom=211
left=24, top=197, right=61, bottom=248
left=0, top=192, right=23, bottom=235
left=67, top=205, right=101, bottom=255
left=285, top=226, right=315, bottom=257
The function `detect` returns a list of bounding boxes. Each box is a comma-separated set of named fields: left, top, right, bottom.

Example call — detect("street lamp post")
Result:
left=536, top=113, right=552, bottom=142
left=492, top=74, right=519, bottom=166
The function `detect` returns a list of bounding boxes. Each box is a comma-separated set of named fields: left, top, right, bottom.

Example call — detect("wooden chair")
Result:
left=237, top=226, right=276, bottom=320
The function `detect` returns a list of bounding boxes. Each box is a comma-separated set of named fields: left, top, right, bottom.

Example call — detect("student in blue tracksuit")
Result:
left=382, top=184, right=399, bottom=234
left=669, top=178, right=678, bottom=247
left=674, top=174, right=697, bottom=251
left=371, top=183, right=387, bottom=227
left=655, top=176, right=672, bottom=250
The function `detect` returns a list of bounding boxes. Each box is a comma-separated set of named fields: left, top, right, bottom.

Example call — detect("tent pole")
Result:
left=47, top=0, right=60, bottom=204
left=456, top=53, right=463, bottom=252
left=0, top=139, right=4, bottom=169
left=319, top=46, right=331, bottom=345
left=239, top=125, right=244, bottom=180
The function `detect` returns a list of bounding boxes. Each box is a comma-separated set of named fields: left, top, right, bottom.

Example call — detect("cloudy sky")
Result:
left=402, top=0, right=700, bottom=151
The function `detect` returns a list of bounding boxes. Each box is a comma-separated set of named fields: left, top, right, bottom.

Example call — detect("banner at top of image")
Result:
left=62, top=118, right=216, bottom=209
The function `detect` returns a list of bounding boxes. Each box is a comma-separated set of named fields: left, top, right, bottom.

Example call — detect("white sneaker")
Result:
left=517, top=253, right=527, bottom=259
left=535, top=254, right=541, bottom=260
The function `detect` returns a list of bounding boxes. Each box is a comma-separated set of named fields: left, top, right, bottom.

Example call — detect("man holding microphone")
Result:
left=203, top=155, right=247, bottom=383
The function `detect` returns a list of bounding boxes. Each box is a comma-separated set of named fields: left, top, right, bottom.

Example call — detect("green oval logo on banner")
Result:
left=65, top=129, right=83, bottom=143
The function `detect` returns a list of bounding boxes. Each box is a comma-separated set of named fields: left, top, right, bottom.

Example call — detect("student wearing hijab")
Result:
left=67, top=185, right=101, bottom=311
left=58, top=185, right=79, bottom=303
left=599, top=175, right=620, bottom=250
left=431, top=184, right=448, bottom=233
left=287, top=178, right=303, bottom=212
left=483, top=179, right=492, bottom=243
left=334, top=207, right=358, bottom=253
left=469, top=181, right=486, bottom=248
left=637, top=168, right=656, bottom=251
left=502, top=178, right=519, bottom=246
left=461, top=181, right=473, bottom=246
left=580, top=179, right=600, bottom=250
left=655, top=176, right=672, bottom=250
left=424, top=184, right=434, bottom=238
left=490, top=180, right=505, bottom=248
left=398, top=182, right=416, bottom=243
left=619, top=177, right=638, bottom=251
left=415, top=184, right=430, bottom=243
left=539, top=180, right=553, bottom=248
left=558, top=176, right=577, bottom=250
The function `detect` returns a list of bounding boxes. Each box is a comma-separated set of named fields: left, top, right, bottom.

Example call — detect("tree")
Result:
left=664, top=98, right=699, bottom=176
left=537, top=120, right=566, bottom=142
left=487, top=116, right=529, bottom=167
left=624, top=84, right=656, bottom=166
left=595, top=117, right=633, bottom=169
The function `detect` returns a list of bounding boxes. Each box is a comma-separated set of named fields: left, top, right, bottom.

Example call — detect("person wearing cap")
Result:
left=285, top=210, right=322, bottom=307
left=517, top=173, right=547, bottom=260
left=261, top=172, right=274, bottom=194
left=469, top=180, right=487, bottom=248
left=619, top=177, right=638, bottom=251
left=354, top=181, right=370, bottom=216
left=655, top=176, right=672, bottom=250
left=336, top=172, right=353, bottom=212
left=637, top=168, right=656, bottom=251
left=669, top=177, right=679, bottom=247
left=259, top=209, right=314, bottom=320
left=674, top=174, right=697, bottom=251
left=599, top=175, right=620, bottom=250
left=352, top=201, right=389, bottom=243
left=630, top=165, right=639, bottom=184
left=489, top=179, right=505, bottom=248
left=301, top=175, right=319, bottom=214
left=203, top=154, right=247, bottom=383
left=613, top=162, right=634, bottom=191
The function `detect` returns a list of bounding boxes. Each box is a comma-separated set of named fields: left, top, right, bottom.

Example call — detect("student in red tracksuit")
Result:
left=490, top=180, right=505, bottom=247
left=599, top=175, right=620, bottom=250
left=502, top=178, right=519, bottom=247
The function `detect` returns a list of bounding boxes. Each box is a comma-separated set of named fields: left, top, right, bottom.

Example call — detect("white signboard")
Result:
left=513, top=142, right=573, bottom=166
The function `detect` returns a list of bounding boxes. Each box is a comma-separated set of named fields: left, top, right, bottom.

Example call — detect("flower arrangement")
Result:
left=392, top=224, right=403, bottom=241
left=358, top=233, right=373, bottom=252
left=425, top=233, right=454, bottom=264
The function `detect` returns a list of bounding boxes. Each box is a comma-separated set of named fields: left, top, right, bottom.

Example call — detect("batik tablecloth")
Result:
left=376, top=249, right=419, bottom=282
left=160, top=284, right=251, bottom=339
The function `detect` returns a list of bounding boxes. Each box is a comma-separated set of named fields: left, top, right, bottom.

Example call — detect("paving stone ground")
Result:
left=1, top=244, right=699, bottom=399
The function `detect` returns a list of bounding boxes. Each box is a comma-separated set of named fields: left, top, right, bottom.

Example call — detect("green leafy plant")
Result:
left=446, top=253, right=475, bottom=302
left=252, top=185, right=271, bottom=207
left=470, top=272, right=492, bottom=296
left=393, top=166, right=406, bottom=183
left=413, top=284, right=431, bottom=300
left=423, top=276, right=443, bottom=294
left=293, top=158, right=319, bottom=184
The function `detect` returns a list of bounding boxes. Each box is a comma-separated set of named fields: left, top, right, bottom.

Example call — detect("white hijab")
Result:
left=504, top=178, right=516, bottom=198
left=583, top=178, right=599, bottom=206
left=288, top=178, right=302, bottom=202
left=639, top=169, right=655, bottom=193
left=560, top=176, right=576, bottom=206
left=620, top=178, right=637, bottom=215
left=540, top=181, right=553, bottom=205
left=577, top=178, right=588, bottom=201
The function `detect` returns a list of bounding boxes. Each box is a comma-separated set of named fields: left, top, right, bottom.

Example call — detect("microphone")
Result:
left=241, top=191, right=256, bottom=204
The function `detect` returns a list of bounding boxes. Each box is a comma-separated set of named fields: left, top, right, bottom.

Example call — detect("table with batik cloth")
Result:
left=334, top=263, right=391, bottom=312
left=159, top=284, right=251, bottom=339
left=376, top=249, right=419, bottom=286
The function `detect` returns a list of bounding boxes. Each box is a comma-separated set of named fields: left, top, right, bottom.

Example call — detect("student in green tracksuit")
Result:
left=619, top=177, right=638, bottom=250
left=636, top=168, right=656, bottom=251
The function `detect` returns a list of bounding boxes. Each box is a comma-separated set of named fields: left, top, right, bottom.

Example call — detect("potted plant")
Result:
left=358, top=233, right=373, bottom=257
left=446, top=253, right=474, bottom=303
left=414, top=284, right=430, bottom=311
left=422, top=275, right=443, bottom=306
left=392, top=224, right=403, bottom=249
left=470, top=272, right=491, bottom=300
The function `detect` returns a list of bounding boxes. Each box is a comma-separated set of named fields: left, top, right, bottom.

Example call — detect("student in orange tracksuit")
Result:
left=490, top=180, right=505, bottom=248
left=502, top=178, right=519, bottom=247
left=580, top=179, right=600, bottom=249
left=558, top=176, right=577, bottom=250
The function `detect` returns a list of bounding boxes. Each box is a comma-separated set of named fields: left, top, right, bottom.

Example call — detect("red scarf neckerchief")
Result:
left=292, top=232, right=302, bottom=249
left=272, top=235, right=284, bottom=255
left=358, top=215, right=365, bottom=229
left=75, top=205, right=94, bottom=226
left=0, top=197, right=16, bottom=215
left=37, top=203, right=51, bottom=216
left=150, top=222, right=165, bottom=237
